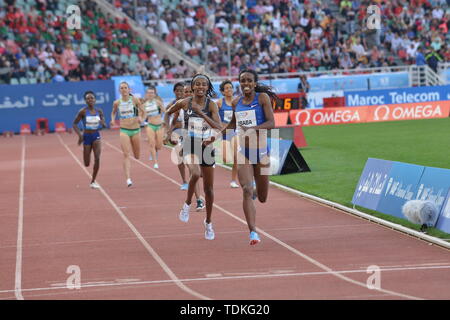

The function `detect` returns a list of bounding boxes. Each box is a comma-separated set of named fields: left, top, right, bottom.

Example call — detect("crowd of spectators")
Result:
left=0, top=0, right=187, bottom=84
left=1, top=0, right=449, bottom=85
left=113, top=0, right=449, bottom=76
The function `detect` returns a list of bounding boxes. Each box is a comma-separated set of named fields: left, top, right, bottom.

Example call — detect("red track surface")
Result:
left=1, top=130, right=449, bottom=300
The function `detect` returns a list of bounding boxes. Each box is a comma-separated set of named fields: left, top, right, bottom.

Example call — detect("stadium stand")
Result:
left=0, top=0, right=188, bottom=84
left=111, top=0, right=449, bottom=76
left=0, top=0, right=448, bottom=83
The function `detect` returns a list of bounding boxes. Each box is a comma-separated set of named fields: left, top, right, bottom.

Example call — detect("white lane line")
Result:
left=14, top=136, right=26, bottom=300
left=2, top=264, right=450, bottom=297
left=57, top=134, right=210, bottom=300
left=104, top=140, right=424, bottom=300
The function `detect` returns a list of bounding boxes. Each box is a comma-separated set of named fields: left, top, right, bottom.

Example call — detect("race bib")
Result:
left=236, top=110, right=257, bottom=127
left=188, top=117, right=210, bottom=138
left=223, top=110, right=233, bottom=123
left=119, top=101, right=134, bottom=119
left=85, top=115, right=100, bottom=130
left=145, top=101, right=159, bottom=117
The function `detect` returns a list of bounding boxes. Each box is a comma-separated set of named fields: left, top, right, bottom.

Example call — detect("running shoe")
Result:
left=127, top=179, right=133, bottom=187
left=179, top=203, right=190, bottom=222
left=204, top=219, right=215, bottom=240
left=180, top=183, right=188, bottom=190
left=196, top=198, right=205, bottom=211
left=153, top=163, right=159, bottom=169
left=90, top=181, right=100, bottom=189
left=249, top=231, right=261, bottom=245
left=230, top=181, right=239, bottom=188
left=149, top=154, right=153, bottom=161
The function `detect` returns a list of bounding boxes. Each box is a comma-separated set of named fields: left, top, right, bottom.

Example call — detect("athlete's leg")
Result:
left=130, top=130, right=141, bottom=159
left=185, top=161, right=201, bottom=205
left=155, top=126, right=164, bottom=154
left=253, top=159, right=270, bottom=203
left=91, top=139, right=101, bottom=183
left=231, top=136, right=239, bottom=183
left=201, top=165, right=214, bottom=224
left=83, top=143, right=92, bottom=167
left=146, top=125, right=157, bottom=163
left=237, top=163, right=257, bottom=232
left=119, top=132, right=133, bottom=181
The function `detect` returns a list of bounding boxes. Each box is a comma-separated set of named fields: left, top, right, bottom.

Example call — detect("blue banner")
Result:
left=344, top=85, right=450, bottom=107
left=0, top=80, right=115, bottom=132
left=435, top=190, right=450, bottom=233
left=309, top=72, right=408, bottom=93
left=415, top=167, right=450, bottom=227
left=376, top=162, right=425, bottom=219
left=351, top=158, right=393, bottom=210
left=352, top=158, right=450, bottom=230
left=154, top=72, right=409, bottom=104
left=111, top=75, right=145, bottom=100
left=444, top=69, right=450, bottom=83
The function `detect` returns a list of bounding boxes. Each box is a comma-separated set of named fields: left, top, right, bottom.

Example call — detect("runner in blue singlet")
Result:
left=73, top=91, right=107, bottom=189
left=221, top=69, right=277, bottom=245
left=217, top=80, right=239, bottom=188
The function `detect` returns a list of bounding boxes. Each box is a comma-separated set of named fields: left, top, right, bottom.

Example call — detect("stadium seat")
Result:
left=10, top=78, right=19, bottom=85
left=80, top=43, right=89, bottom=56
left=138, top=52, right=148, bottom=60
left=109, top=54, right=118, bottom=62
left=130, top=53, right=139, bottom=63
left=120, top=54, right=129, bottom=63
left=19, top=77, right=28, bottom=85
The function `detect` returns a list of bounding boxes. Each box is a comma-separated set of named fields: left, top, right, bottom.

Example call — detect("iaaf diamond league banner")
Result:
left=352, top=158, right=450, bottom=230
left=351, top=158, right=393, bottom=211
left=436, top=189, right=450, bottom=233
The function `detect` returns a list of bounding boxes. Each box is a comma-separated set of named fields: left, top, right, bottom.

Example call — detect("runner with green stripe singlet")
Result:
left=141, top=86, right=166, bottom=169
left=110, top=82, right=145, bottom=187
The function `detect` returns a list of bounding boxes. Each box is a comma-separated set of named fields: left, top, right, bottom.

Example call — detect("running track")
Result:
left=1, top=130, right=449, bottom=300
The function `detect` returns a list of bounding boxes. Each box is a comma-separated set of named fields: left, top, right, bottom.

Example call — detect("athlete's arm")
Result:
left=252, top=93, right=275, bottom=130
left=98, top=108, right=107, bottom=128
left=133, top=96, right=145, bottom=123
left=198, top=100, right=222, bottom=130
left=73, top=108, right=85, bottom=145
left=163, top=98, right=187, bottom=142
left=163, top=98, right=186, bottom=129
left=216, top=98, right=222, bottom=109
left=110, top=100, right=118, bottom=127
left=220, top=97, right=238, bottom=134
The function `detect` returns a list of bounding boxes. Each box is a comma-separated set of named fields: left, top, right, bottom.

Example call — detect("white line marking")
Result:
left=14, top=136, right=25, bottom=300
left=57, top=134, right=210, bottom=300
left=2, top=265, right=450, bottom=297
left=105, top=140, right=424, bottom=300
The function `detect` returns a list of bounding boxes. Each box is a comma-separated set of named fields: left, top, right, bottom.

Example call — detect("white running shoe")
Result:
left=179, top=203, right=190, bottom=223
left=127, top=179, right=133, bottom=187
left=90, top=181, right=100, bottom=189
left=154, top=163, right=159, bottom=169
left=230, top=181, right=239, bottom=188
left=204, top=219, right=215, bottom=240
